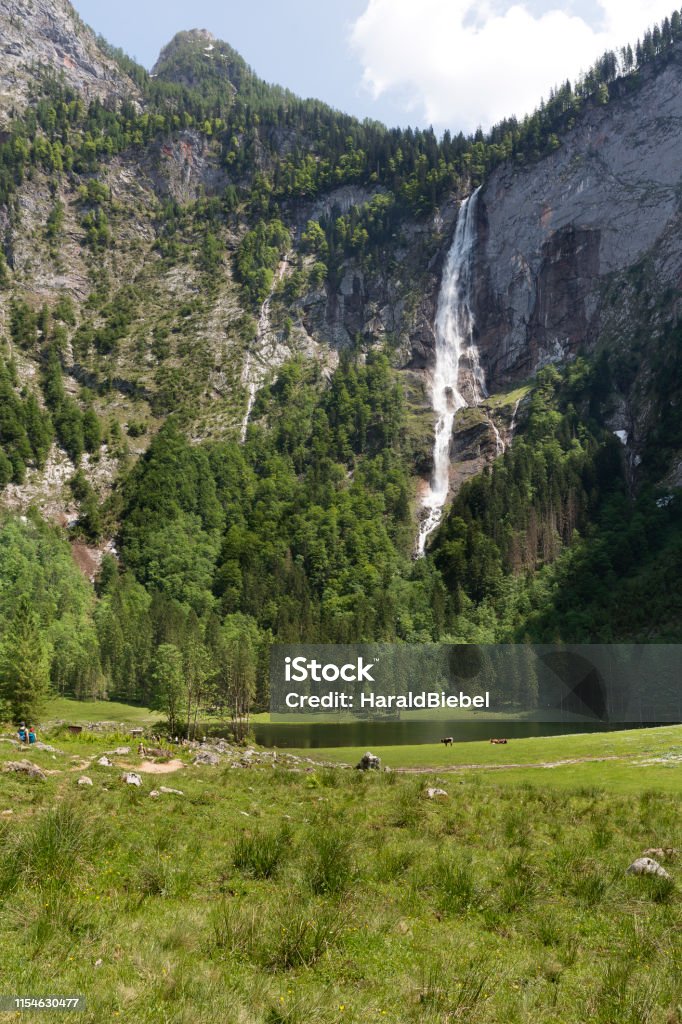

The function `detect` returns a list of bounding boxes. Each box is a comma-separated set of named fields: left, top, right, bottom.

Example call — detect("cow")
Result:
left=440, top=737, right=454, bottom=747
left=490, top=738, right=508, bottom=745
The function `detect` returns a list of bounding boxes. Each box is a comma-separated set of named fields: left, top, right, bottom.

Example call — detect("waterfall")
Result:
left=416, top=188, right=481, bottom=556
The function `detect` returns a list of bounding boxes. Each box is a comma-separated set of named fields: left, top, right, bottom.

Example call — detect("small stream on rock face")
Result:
left=417, top=187, right=482, bottom=556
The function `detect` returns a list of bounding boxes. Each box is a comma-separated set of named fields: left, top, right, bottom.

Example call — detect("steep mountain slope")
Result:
left=473, top=50, right=682, bottom=486
left=0, top=1, right=681, bottom=710
left=0, top=0, right=137, bottom=117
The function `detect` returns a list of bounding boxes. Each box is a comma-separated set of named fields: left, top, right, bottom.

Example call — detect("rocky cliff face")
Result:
left=296, top=198, right=457, bottom=364
left=473, top=53, right=682, bottom=388
left=0, top=0, right=137, bottom=119
left=2, top=1, right=681, bottom=535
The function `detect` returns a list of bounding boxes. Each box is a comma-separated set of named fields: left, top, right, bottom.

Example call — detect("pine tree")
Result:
left=0, top=597, right=51, bottom=722
left=0, top=252, right=9, bottom=289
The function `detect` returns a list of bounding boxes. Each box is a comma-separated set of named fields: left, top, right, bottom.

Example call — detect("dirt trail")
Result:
left=66, top=757, right=185, bottom=774
left=133, top=759, right=184, bottom=774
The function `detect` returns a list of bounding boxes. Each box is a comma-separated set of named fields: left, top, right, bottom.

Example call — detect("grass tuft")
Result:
left=232, top=825, right=292, bottom=880
left=306, top=827, right=355, bottom=897
left=0, top=801, right=92, bottom=894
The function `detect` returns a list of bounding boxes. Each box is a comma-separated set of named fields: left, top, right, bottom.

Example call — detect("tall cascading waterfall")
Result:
left=416, top=187, right=482, bottom=556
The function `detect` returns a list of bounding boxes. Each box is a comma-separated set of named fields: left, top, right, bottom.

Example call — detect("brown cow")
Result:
left=490, top=738, right=508, bottom=744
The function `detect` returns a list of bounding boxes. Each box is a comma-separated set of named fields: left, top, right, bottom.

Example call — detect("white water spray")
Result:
left=417, top=188, right=481, bottom=556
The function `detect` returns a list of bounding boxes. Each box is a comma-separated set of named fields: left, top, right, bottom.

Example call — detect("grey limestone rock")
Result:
left=626, top=857, right=671, bottom=880
left=355, top=752, right=381, bottom=771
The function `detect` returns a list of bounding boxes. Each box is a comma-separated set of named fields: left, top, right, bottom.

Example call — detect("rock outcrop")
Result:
left=0, top=0, right=138, bottom=118
left=626, top=856, right=672, bottom=879
left=355, top=751, right=381, bottom=771
left=3, top=759, right=46, bottom=779
left=473, top=55, right=682, bottom=389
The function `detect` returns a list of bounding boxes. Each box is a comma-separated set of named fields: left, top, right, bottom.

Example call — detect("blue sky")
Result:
left=72, top=0, right=406, bottom=123
left=72, top=0, right=675, bottom=133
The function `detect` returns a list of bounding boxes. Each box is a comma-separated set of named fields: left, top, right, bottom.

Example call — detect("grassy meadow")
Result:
left=291, top=725, right=682, bottom=793
left=0, top=722, right=681, bottom=1023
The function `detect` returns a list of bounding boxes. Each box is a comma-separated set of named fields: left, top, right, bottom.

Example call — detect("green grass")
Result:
left=293, top=724, right=682, bottom=792
left=483, top=383, right=532, bottom=409
left=42, top=697, right=160, bottom=727
left=1, top=726, right=682, bottom=1022
left=42, top=696, right=271, bottom=729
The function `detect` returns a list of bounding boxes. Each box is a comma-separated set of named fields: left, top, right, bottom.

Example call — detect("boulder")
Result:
left=193, top=750, right=220, bottom=766
left=3, top=759, right=45, bottom=779
left=97, top=756, right=113, bottom=767
left=425, top=787, right=448, bottom=800
left=121, top=772, right=142, bottom=787
left=642, top=847, right=678, bottom=861
left=355, top=751, right=381, bottom=771
left=77, top=776, right=93, bottom=786
left=112, top=746, right=130, bottom=756
left=626, top=857, right=671, bottom=880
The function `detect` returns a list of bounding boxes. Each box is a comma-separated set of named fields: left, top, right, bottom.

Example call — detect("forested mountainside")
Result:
left=0, top=0, right=681, bottom=713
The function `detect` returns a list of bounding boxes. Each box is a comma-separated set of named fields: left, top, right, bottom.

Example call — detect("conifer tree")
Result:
left=0, top=597, right=51, bottom=722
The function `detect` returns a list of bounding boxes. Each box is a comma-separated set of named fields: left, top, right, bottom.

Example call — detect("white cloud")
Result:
left=350, top=0, right=675, bottom=132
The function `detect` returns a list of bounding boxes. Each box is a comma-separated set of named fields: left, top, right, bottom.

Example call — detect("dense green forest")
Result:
left=0, top=6, right=681, bottom=723
left=1, top=347, right=679, bottom=722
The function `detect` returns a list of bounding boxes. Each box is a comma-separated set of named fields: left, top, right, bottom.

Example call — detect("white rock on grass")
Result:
left=159, top=786, right=184, bottom=795
left=3, top=760, right=46, bottom=779
left=425, top=787, right=448, bottom=800
left=193, top=751, right=220, bottom=766
left=112, top=747, right=130, bottom=755
left=121, top=772, right=142, bottom=787
left=149, top=790, right=160, bottom=798
left=626, top=857, right=672, bottom=879
left=97, top=756, right=113, bottom=767
left=77, top=776, right=93, bottom=786
left=355, top=752, right=381, bottom=771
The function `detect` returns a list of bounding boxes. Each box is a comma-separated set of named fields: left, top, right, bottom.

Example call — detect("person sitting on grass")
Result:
left=28, top=726, right=36, bottom=744
left=17, top=722, right=27, bottom=743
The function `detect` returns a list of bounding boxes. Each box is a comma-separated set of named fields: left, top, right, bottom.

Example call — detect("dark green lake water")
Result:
left=250, top=719, right=639, bottom=749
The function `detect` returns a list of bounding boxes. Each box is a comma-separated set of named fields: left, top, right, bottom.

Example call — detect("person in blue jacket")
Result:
left=28, top=726, right=36, bottom=744
left=17, top=722, right=27, bottom=743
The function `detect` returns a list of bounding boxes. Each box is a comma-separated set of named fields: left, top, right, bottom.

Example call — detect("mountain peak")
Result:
left=187, top=28, right=216, bottom=43
left=152, top=28, right=252, bottom=93
left=152, top=28, right=227, bottom=69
